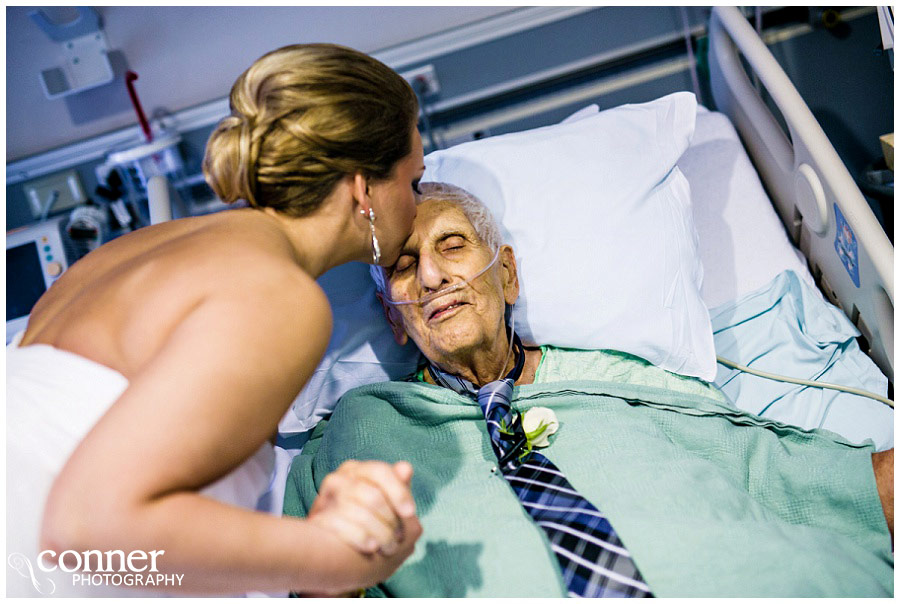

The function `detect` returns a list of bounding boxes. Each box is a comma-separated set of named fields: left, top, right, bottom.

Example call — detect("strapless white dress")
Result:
left=6, top=331, right=276, bottom=597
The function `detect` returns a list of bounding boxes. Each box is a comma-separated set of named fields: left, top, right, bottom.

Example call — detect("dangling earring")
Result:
left=361, top=208, right=381, bottom=264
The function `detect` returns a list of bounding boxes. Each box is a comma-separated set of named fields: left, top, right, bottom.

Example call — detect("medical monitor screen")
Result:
left=7, top=242, right=47, bottom=322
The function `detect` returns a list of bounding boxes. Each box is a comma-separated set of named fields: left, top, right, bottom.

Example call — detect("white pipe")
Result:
left=147, top=174, right=172, bottom=224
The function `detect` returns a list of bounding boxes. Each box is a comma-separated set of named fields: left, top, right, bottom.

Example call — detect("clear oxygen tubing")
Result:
left=388, top=245, right=513, bottom=384
left=716, top=355, right=894, bottom=408
left=424, top=310, right=516, bottom=386
left=498, top=309, right=517, bottom=383
left=383, top=248, right=501, bottom=307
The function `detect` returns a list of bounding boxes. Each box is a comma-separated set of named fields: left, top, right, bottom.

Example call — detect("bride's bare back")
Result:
left=22, top=209, right=320, bottom=379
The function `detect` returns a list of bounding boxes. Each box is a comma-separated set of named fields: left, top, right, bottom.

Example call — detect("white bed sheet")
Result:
left=679, top=107, right=817, bottom=309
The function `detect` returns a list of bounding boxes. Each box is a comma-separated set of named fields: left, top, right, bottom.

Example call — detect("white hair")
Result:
left=369, top=181, right=503, bottom=294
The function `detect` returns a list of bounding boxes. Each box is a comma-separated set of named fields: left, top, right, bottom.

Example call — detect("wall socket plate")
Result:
left=24, top=169, right=87, bottom=219
left=399, top=64, right=440, bottom=97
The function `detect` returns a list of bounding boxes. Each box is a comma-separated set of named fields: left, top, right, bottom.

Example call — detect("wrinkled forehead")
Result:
left=400, top=199, right=484, bottom=253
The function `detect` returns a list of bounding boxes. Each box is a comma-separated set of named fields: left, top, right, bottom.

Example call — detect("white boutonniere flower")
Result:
left=522, top=407, right=559, bottom=448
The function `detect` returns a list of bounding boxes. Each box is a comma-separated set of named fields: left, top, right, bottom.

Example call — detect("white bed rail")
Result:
left=708, top=6, right=894, bottom=381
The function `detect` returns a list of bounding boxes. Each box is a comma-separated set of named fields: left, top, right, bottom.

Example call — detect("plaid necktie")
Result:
left=429, top=333, right=652, bottom=598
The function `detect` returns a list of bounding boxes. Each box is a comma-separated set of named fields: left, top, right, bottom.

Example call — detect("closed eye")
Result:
left=412, top=179, right=422, bottom=195
left=440, top=235, right=467, bottom=252
left=394, top=255, right=416, bottom=273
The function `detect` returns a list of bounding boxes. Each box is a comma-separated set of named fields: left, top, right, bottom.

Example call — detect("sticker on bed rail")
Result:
left=833, top=204, right=860, bottom=288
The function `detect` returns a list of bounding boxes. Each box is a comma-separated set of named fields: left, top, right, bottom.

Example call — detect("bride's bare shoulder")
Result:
left=114, top=210, right=332, bottom=347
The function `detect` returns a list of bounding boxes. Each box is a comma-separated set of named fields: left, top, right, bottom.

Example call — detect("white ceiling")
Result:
left=7, top=6, right=517, bottom=161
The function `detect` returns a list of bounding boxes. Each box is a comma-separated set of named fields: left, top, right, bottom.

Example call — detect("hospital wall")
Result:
left=6, top=6, right=893, bottom=235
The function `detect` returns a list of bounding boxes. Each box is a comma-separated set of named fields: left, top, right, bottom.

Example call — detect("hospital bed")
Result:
left=263, top=6, right=893, bottom=522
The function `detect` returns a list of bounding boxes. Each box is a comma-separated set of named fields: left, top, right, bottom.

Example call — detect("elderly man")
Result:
left=285, top=183, right=893, bottom=597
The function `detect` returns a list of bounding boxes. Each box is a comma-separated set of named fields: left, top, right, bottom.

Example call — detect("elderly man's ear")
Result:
left=500, top=245, right=520, bottom=306
left=377, top=292, right=409, bottom=346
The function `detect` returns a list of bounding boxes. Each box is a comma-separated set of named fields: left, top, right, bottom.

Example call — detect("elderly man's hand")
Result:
left=307, top=460, right=419, bottom=556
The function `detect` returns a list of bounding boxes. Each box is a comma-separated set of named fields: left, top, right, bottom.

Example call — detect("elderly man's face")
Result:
left=382, top=199, right=518, bottom=366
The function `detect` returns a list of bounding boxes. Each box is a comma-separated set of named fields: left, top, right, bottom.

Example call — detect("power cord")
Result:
left=716, top=356, right=894, bottom=408
left=411, top=78, right=441, bottom=152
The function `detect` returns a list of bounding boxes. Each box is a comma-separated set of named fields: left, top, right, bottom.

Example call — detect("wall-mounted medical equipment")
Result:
left=100, top=70, right=189, bottom=225
left=105, top=134, right=187, bottom=225
left=65, top=201, right=108, bottom=258
left=29, top=7, right=114, bottom=100
left=6, top=216, right=74, bottom=343
left=400, top=64, right=443, bottom=152
left=22, top=168, right=87, bottom=220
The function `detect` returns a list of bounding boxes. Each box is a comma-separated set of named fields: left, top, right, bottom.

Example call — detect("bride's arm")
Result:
left=41, top=277, right=420, bottom=595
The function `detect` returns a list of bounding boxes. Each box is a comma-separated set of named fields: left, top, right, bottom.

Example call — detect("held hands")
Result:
left=309, top=460, right=419, bottom=555
left=303, top=460, right=422, bottom=595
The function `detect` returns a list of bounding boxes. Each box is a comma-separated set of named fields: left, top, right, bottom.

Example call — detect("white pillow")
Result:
left=422, top=92, right=717, bottom=380
left=282, top=262, right=421, bottom=436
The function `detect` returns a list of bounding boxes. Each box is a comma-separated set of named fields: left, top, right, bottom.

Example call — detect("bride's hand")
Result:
left=307, top=460, right=419, bottom=556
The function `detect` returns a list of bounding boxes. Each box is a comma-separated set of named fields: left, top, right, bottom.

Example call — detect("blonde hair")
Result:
left=203, top=43, right=418, bottom=216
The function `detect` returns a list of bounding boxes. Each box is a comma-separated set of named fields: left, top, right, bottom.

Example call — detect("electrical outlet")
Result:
left=400, top=64, right=440, bottom=97
left=23, top=169, right=86, bottom=219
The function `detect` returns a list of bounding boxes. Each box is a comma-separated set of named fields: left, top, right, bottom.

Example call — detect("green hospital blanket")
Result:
left=284, top=373, right=892, bottom=597
left=535, top=346, right=728, bottom=401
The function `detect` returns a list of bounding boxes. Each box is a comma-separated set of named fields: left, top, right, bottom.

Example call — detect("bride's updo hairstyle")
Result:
left=203, top=43, right=418, bottom=217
